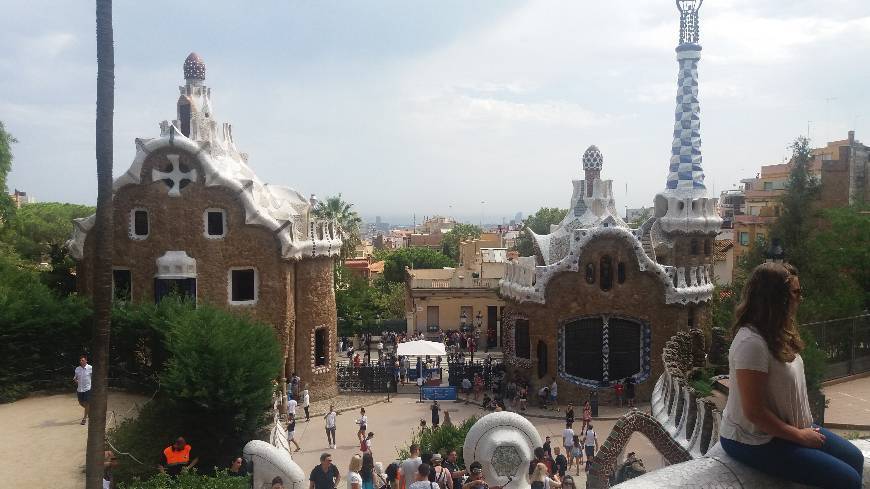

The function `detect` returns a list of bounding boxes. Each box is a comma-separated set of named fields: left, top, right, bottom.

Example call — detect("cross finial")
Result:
left=152, top=155, right=198, bottom=197
left=676, top=0, right=703, bottom=45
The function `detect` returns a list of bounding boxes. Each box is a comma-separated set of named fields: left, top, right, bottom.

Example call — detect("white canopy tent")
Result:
left=396, top=340, right=447, bottom=357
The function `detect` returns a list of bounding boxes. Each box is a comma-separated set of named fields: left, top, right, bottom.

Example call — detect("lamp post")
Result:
left=476, top=311, right=485, bottom=353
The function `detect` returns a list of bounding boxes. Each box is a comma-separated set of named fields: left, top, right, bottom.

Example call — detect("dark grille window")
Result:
left=315, top=329, right=328, bottom=366
left=585, top=263, right=595, bottom=284
left=690, top=239, right=699, bottom=255
left=514, top=319, right=531, bottom=359
left=207, top=211, right=224, bottom=236
left=113, top=269, right=131, bottom=302
left=608, top=318, right=641, bottom=380
left=564, top=318, right=604, bottom=381
left=617, top=262, right=626, bottom=284
left=133, top=210, right=149, bottom=236
left=231, top=269, right=256, bottom=302
left=599, top=256, right=613, bottom=291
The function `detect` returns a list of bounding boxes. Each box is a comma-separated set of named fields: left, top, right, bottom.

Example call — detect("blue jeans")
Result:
left=720, top=427, right=864, bottom=489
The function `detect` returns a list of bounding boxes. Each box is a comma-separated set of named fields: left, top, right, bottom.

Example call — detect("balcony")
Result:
left=409, top=277, right=502, bottom=289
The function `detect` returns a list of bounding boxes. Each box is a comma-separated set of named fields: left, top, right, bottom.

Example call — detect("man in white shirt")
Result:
left=73, top=355, right=93, bottom=425
left=400, top=444, right=422, bottom=489
left=302, top=389, right=311, bottom=422
left=562, top=422, right=575, bottom=453
left=287, top=397, right=298, bottom=418
left=324, top=405, right=337, bottom=449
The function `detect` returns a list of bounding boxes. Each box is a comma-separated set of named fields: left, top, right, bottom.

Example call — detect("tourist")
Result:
left=408, top=464, right=435, bottom=489
left=560, top=474, right=576, bottom=489
left=537, top=386, right=549, bottom=408
left=463, top=461, right=503, bottom=489
left=461, top=377, right=472, bottom=400
left=403, top=356, right=411, bottom=384
left=361, top=453, right=384, bottom=489
left=431, top=401, right=440, bottom=428
left=613, top=380, right=624, bottom=408
left=347, top=454, right=364, bottom=489
left=273, top=476, right=286, bottom=489
left=229, top=456, right=248, bottom=477
left=562, top=422, right=575, bottom=455
left=73, top=354, right=92, bottom=425
left=288, top=413, right=302, bottom=452
left=288, top=395, right=298, bottom=419
left=624, top=378, right=635, bottom=409
left=530, top=462, right=561, bottom=489
left=542, top=436, right=553, bottom=460
left=565, top=403, right=575, bottom=426
left=518, top=386, right=528, bottom=411
left=431, top=454, right=453, bottom=489
left=549, top=378, right=559, bottom=410
left=582, top=425, right=598, bottom=472
left=302, top=389, right=311, bottom=422
left=310, top=453, right=341, bottom=489
left=354, top=353, right=362, bottom=367
left=614, top=452, right=645, bottom=483
left=325, top=405, right=337, bottom=449
left=385, top=462, right=400, bottom=489
left=356, top=408, right=368, bottom=443
left=570, top=435, right=582, bottom=474
left=442, top=411, right=453, bottom=428
left=361, top=432, right=374, bottom=454
left=581, top=401, right=592, bottom=432
left=443, top=450, right=465, bottom=489
left=553, top=447, right=568, bottom=479
left=417, top=375, right=425, bottom=402
left=400, top=444, right=422, bottom=489
left=157, top=436, right=198, bottom=477
left=719, top=263, right=864, bottom=489
left=473, top=374, right=484, bottom=401
left=103, top=449, right=118, bottom=488
left=528, top=447, right=552, bottom=478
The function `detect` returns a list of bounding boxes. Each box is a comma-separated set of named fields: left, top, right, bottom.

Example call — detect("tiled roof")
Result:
left=713, top=239, right=733, bottom=262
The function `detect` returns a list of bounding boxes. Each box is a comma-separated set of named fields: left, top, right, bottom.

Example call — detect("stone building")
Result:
left=499, top=4, right=721, bottom=404
left=68, top=53, right=343, bottom=399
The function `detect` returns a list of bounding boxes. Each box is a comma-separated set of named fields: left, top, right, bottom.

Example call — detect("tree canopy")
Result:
left=440, top=223, right=482, bottom=261
left=511, top=207, right=568, bottom=256
left=375, top=247, right=455, bottom=284
left=1, top=202, right=95, bottom=261
left=0, top=122, right=17, bottom=225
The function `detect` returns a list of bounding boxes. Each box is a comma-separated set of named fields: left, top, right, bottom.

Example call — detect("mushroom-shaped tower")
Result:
left=582, top=144, right=604, bottom=195
left=183, top=52, right=206, bottom=81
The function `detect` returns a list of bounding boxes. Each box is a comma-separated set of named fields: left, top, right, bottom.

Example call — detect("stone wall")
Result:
left=294, top=257, right=339, bottom=400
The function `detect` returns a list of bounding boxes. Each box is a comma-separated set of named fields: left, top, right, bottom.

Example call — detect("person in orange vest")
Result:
left=158, top=436, right=198, bottom=477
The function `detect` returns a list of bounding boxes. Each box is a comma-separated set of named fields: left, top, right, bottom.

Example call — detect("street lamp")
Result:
left=475, top=311, right=483, bottom=352
left=460, top=310, right=468, bottom=332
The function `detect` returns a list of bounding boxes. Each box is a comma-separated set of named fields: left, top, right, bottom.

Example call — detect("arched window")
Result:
left=514, top=319, right=531, bottom=359
left=585, top=263, right=595, bottom=284
left=704, top=239, right=712, bottom=256
left=537, top=341, right=548, bottom=379
left=617, top=262, right=626, bottom=284
left=561, top=316, right=649, bottom=387
left=599, top=256, right=613, bottom=291
left=690, top=239, right=699, bottom=255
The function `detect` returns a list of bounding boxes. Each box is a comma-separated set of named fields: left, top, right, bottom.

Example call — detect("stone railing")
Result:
left=409, top=277, right=501, bottom=289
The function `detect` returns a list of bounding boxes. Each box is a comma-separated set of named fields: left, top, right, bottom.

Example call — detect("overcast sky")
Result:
left=2, top=1, right=869, bottom=224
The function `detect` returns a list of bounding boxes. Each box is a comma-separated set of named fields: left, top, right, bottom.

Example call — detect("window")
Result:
left=690, top=239, right=699, bottom=255
left=514, top=319, right=531, bottom=359
left=617, top=262, right=626, bottom=284
left=155, top=278, right=196, bottom=303
left=314, top=328, right=328, bottom=367
left=229, top=268, right=257, bottom=304
left=204, top=209, right=226, bottom=238
left=113, top=269, right=131, bottom=302
left=131, top=209, right=149, bottom=239
left=687, top=307, right=695, bottom=328
left=427, top=306, right=440, bottom=330
left=599, top=256, right=613, bottom=291
left=562, top=316, right=645, bottom=385
left=704, top=239, right=712, bottom=256
left=585, top=263, right=595, bottom=284
left=763, top=181, right=773, bottom=191
left=739, top=232, right=750, bottom=246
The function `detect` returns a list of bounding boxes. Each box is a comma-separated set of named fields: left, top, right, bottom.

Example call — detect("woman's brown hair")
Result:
left=732, top=262, right=805, bottom=362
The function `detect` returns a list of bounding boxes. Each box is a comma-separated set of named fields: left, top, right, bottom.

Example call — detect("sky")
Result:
left=2, top=0, right=869, bottom=225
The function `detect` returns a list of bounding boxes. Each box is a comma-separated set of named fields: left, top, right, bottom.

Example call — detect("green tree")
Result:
left=628, top=207, right=652, bottom=228
left=770, top=136, right=820, bottom=272
left=0, top=121, right=17, bottom=225
left=1, top=202, right=95, bottom=260
left=440, top=223, right=482, bottom=262
left=313, top=194, right=362, bottom=259
left=375, top=247, right=455, bottom=284
left=511, top=207, right=567, bottom=256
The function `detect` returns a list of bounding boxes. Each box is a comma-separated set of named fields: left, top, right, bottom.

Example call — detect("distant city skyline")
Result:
left=3, top=1, right=869, bottom=217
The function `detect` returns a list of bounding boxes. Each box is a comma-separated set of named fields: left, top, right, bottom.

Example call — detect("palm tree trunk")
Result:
left=86, top=0, right=114, bottom=488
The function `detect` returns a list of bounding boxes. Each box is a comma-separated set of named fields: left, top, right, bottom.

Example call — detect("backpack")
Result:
left=531, top=481, right=545, bottom=489
left=434, top=468, right=449, bottom=489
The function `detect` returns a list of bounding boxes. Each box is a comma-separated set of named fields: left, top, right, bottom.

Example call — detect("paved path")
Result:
left=0, top=391, right=147, bottom=489
left=824, top=375, right=870, bottom=428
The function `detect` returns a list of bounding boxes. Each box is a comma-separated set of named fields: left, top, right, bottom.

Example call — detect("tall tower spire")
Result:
left=666, top=0, right=705, bottom=195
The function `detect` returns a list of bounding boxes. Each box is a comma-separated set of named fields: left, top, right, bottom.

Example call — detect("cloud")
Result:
left=21, top=32, right=77, bottom=59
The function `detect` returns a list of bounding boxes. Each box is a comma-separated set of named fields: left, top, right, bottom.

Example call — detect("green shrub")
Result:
left=0, top=246, right=91, bottom=400
left=110, top=304, right=282, bottom=482
left=119, top=470, right=249, bottom=489
left=398, top=416, right=478, bottom=466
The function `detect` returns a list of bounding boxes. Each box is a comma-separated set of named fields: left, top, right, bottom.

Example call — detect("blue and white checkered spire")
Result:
left=665, top=45, right=705, bottom=192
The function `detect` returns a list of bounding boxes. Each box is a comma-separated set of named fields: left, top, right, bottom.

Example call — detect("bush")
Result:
left=110, top=304, right=282, bottom=482
left=0, top=246, right=91, bottom=401
left=398, top=416, right=478, bottom=466
left=119, top=470, right=249, bottom=489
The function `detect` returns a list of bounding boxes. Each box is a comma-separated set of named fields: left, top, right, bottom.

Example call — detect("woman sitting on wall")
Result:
left=719, top=262, right=864, bottom=489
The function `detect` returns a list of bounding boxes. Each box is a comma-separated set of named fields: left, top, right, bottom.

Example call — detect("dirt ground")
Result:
left=0, top=390, right=147, bottom=489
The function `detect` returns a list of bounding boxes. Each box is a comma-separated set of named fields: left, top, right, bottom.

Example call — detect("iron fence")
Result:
left=336, top=364, right=398, bottom=393
left=803, top=314, right=870, bottom=381
left=447, top=354, right=506, bottom=392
